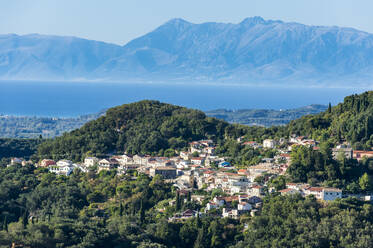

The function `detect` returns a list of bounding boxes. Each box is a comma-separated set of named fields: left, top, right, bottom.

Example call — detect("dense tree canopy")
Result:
left=0, top=165, right=242, bottom=247
left=234, top=194, right=373, bottom=248
left=287, top=92, right=373, bottom=148
left=1, top=165, right=372, bottom=247
left=37, top=100, right=248, bottom=161
left=0, top=138, right=41, bottom=160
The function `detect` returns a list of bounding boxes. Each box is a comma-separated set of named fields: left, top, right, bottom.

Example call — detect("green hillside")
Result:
left=287, top=91, right=373, bottom=149
left=0, top=138, right=41, bottom=161
left=37, top=92, right=373, bottom=162
left=37, top=100, right=246, bottom=161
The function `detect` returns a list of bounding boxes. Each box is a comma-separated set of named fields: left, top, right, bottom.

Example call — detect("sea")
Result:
left=0, top=80, right=369, bottom=117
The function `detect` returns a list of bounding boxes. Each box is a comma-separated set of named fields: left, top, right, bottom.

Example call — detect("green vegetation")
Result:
left=0, top=105, right=325, bottom=139
left=1, top=165, right=372, bottom=247
left=0, top=165, right=242, bottom=247
left=217, top=92, right=373, bottom=190
left=287, top=145, right=373, bottom=192
left=0, top=138, right=41, bottom=161
left=287, top=92, right=373, bottom=149
left=234, top=195, right=373, bottom=248
left=37, top=100, right=247, bottom=161
left=206, top=104, right=327, bottom=127
left=2, top=92, right=373, bottom=247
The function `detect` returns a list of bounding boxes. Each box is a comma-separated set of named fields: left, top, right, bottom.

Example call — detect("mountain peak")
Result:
left=239, top=16, right=284, bottom=26
left=164, top=18, right=192, bottom=26
left=240, top=16, right=266, bottom=25
left=2, top=17, right=373, bottom=86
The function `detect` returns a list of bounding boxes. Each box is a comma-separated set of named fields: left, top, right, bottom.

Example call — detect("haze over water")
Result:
left=0, top=81, right=368, bottom=117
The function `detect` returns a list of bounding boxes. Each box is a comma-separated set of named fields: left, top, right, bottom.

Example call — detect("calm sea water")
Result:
left=0, top=81, right=369, bottom=117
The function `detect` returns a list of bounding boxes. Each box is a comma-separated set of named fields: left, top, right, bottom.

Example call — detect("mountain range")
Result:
left=1, top=16, right=373, bottom=86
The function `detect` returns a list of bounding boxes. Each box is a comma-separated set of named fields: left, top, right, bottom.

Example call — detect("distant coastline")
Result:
left=0, top=80, right=365, bottom=118
left=0, top=103, right=325, bottom=138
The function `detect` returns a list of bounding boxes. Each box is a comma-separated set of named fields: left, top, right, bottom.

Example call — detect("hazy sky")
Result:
left=1, top=0, right=373, bottom=45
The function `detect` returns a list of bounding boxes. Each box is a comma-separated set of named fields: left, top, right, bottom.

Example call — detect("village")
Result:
left=8, top=135, right=373, bottom=221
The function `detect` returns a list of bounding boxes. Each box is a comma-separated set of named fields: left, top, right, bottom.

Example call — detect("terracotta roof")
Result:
left=307, top=187, right=323, bottom=192
left=204, top=170, right=215, bottom=174
left=354, top=150, right=373, bottom=154
left=324, top=187, right=342, bottom=192
left=223, top=196, right=239, bottom=202
left=252, top=185, right=263, bottom=189
left=225, top=172, right=239, bottom=176
left=190, top=164, right=201, bottom=167
left=286, top=183, right=298, bottom=186
left=279, top=188, right=295, bottom=193
left=243, top=141, right=257, bottom=145
left=154, top=166, right=176, bottom=170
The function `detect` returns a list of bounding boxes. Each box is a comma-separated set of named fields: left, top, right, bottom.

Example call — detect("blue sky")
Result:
left=1, top=0, right=373, bottom=45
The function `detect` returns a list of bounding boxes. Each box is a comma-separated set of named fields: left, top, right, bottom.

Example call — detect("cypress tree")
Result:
left=22, top=210, right=28, bottom=229
left=176, top=191, right=181, bottom=211
left=3, top=216, right=8, bottom=232
left=194, top=227, right=206, bottom=248
left=139, top=200, right=145, bottom=224
left=119, top=202, right=124, bottom=216
left=132, top=204, right=136, bottom=216
left=196, top=211, right=201, bottom=228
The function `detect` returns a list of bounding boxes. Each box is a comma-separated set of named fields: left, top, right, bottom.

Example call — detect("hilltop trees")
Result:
left=37, top=100, right=242, bottom=161
left=287, top=92, right=373, bottom=148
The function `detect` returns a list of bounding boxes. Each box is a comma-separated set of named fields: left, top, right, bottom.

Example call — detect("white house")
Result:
left=191, top=157, right=205, bottom=165
left=304, top=187, right=342, bottom=201
left=49, top=160, right=74, bottom=176
left=213, top=196, right=225, bottom=206
left=248, top=185, right=265, bottom=197
left=179, top=151, right=189, bottom=160
left=237, top=202, right=252, bottom=211
left=205, top=202, right=219, bottom=211
left=322, top=188, right=343, bottom=201
left=84, top=157, right=98, bottom=167
left=278, top=188, right=301, bottom=196
left=11, top=158, right=23, bottom=165
left=57, top=160, right=73, bottom=167
left=263, top=139, right=276, bottom=149
left=98, top=158, right=119, bottom=169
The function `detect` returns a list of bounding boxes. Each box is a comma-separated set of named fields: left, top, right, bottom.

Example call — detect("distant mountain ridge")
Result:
left=1, top=17, right=373, bottom=85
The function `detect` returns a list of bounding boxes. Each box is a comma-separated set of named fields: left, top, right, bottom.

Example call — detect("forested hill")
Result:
left=287, top=91, right=373, bottom=149
left=36, top=91, right=373, bottom=162
left=37, top=100, right=246, bottom=161
left=0, top=105, right=323, bottom=139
